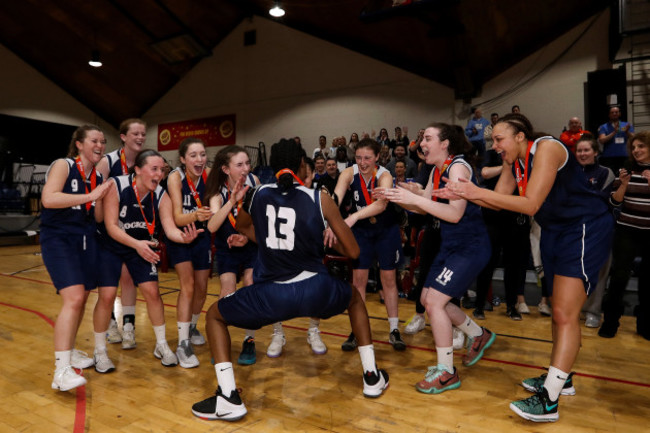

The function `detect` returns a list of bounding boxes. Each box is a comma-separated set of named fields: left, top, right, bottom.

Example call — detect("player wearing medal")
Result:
left=96, top=118, right=146, bottom=349
left=191, top=138, right=388, bottom=421
left=41, top=125, right=113, bottom=391
left=377, top=123, right=494, bottom=395
left=166, top=138, right=212, bottom=368
left=439, top=113, right=614, bottom=422
left=93, top=149, right=202, bottom=370
left=331, top=138, right=406, bottom=351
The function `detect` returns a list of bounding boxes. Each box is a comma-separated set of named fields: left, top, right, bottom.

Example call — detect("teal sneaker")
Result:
left=415, top=364, right=461, bottom=394
left=237, top=337, right=257, bottom=365
left=522, top=371, right=575, bottom=396
left=510, top=387, right=559, bottom=422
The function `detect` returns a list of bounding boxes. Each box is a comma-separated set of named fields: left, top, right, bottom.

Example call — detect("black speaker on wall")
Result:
left=585, top=66, right=627, bottom=134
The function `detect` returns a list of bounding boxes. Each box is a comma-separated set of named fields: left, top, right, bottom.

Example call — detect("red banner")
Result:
left=157, top=114, right=236, bottom=151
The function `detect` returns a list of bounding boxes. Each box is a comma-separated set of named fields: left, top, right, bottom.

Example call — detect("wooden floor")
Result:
left=1, top=244, right=649, bottom=433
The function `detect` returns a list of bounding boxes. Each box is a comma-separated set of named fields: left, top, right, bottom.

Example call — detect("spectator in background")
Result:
left=316, top=157, right=339, bottom=195
left=484, top=113, right=499, bottom=151
left=313, top=135, right=329, bottom=158
left=391, top=126, right=410, bottom=150
left=598, top=106, right=634, bottom=173
left=465, top=107, right=490, bottom=159
left=347, top=133, right=360, bottom=160
left=511, top=105, right=520, bottom=114
left=560, top=117, right=590, bottom=154
left=409, top=128, right=425, bottom=167
left=335, top=146, right=351, bottom=173
left=377, top=128, right=391, bottom=148
left=313, top=154, right=327, bottom=182
left=385, top=143, right=417, bottom=178
left=378, top=145, right=392, bottom=167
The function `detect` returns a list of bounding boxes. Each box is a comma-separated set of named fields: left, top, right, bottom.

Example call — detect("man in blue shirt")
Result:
left=598, top=105, right=634, bottom=173
left=465, top=107, right=490, bottom=158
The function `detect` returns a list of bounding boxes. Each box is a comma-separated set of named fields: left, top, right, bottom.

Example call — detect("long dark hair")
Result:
left=178, top=137, right=206, bottom=170
left=270, top=138, right=306, bottom=192
left=204, top=145, right=249, bottom=203
left=129, top=149, right=162, bottom=175
left=427, top=122, right=477, bottom=168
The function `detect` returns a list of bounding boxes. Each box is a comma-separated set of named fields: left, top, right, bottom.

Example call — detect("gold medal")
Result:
left=369, top=216, right=377, bottom=224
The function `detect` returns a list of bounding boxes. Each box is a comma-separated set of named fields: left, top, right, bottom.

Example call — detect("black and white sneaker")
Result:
left=389, top=329, right=406, bottom=351
left=192, top=387, right=247, bottom=421
left=341, top=332, right=357, bottom=351
left=363, top=368, right=389, bottom=398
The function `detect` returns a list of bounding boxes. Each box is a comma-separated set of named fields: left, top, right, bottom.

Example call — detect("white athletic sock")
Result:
left=245, top=330, right=256, bottom=339
left=544, top=366, right=568, bottom=401
left=457, top=315, right=483, bottom=338
left=436, top=346, right=454, bottom=371
left=388, top=317, right=399, bottom=332
left=55, top=350, right=71, bottom=370
left=358, top=344, right=378, bottom=375
left=153, top=324, right=167, bottom=344
left=177, top=321, right=190, bottom=342
left=191, top=313, right=200, bottom=326
left=273, top=322, right=284, bottom=334
left=122, top=305, right=136, bottom=316
left=94, top=331, right=107, bottom=351
left=309, top=317, right=321, bottom=329
left=215, top=362, right=237, bottom=396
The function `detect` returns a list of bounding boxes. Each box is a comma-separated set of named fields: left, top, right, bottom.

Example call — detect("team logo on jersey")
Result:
left=435, top=267, right=454, bottom=286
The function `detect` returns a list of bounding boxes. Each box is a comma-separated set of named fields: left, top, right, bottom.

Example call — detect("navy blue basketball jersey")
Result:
left=214, top=173, right=257, bottom=249
left=40, top=158, right=104, bottom=237
left=105, top=148, right=129, bottom=178
left=246, top=183, right=327, bottom=282
left=349, top=164, right=396, bottom=229
left=170, top=167, right=208, bottom=215
left=515, top=137, right=610, bottom=229
left=436, top=156, right=487, bottom=237
left=102, top=174, right=165, bottom=255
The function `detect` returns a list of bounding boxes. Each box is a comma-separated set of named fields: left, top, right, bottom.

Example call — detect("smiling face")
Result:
left=135, top=155, right=165, bottom=192
left=568, top=117, right=582, bottom=133
left=491, top=123, right=526, bottom=165
left=76, top=129, right=106, bottom=166
left=121, top=122, right=146, bottom=153
left=631, top=139, right=650, bottom=164
left=394, top=161, right=406, bottom=178
left=355, top=146, right=379, bottom=176
left=326, top=159, right=337, bottom=176
left=420, top=127, right=449, bottom=166
left=575, top=141, right=597, bottom=166
left=180, top=142, right=207, bottom=179
left=223, top=151, right=251, bottom=185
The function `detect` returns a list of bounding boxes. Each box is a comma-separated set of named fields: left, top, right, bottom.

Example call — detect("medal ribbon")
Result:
left=75, top=156, right=97, bottom=211
left=119, top=148, right=129, bottom=175
left=226, top=188, right=243, bottom=229
left=186, top=170, right=207, bottom=208
left=431, top=155, right=454, bottom=202
left=132, top=176, right=156, bottom=240
left=514, top=141, right=534, bottom=196
left=275, top=168, right=305, bottom=186
left=359, top=166, right=377, bottom=206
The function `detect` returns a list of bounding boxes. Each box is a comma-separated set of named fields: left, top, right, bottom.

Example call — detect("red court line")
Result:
left=0, top=300, right=87, bottom=433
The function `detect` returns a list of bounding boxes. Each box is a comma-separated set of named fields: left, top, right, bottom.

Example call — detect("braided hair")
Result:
left=270, top=138, right=306, bottom=192
left=495, top=113, right=549, bottom=141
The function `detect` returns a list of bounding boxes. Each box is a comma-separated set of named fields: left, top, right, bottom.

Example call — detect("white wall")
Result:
left=464, top=9, right=611, bottom=136
left=0, top=44, right=118, bottom=146
left=145, top=16, right=455, bottom=166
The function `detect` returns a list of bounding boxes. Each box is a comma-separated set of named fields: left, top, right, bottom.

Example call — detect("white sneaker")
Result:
left=176, top=339, right=200, bottom=368
left=538, top=303, right=552, bottom=317
left=516, top=302, right=530, bottom=314
left=154, top=342, right=178, bottom=367
left=585, top=312, right=601, bottom=328
left=121, top=323, right=136, bottom=350
left=452, top=327, right=465, bottom=350
left=266, top=332, right=286, bottom=358
left=71, top=349, right=94, bottom=369
left=190, top=324, right=206, bottom=346
left=363, top=369, right=389, bottom=398
left=307, top=328, right=327, bottom=355
left=51, top=366, right=87, bottom=391
left=404, top=314, right=426, bottom=334
left=106, top=320, right=122, bottom=343
left=94, top=348, right=115, bottom=373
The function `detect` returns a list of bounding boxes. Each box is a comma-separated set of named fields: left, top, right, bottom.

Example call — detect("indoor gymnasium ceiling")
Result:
left=0, top=0, right=609, bottom=127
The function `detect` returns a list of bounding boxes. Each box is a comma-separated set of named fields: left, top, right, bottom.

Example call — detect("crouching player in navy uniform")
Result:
left=192, top=138, right=389, bottom=422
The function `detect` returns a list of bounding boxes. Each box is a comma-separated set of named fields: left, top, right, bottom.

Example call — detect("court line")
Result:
left=0, top=301, right=87, bottom=433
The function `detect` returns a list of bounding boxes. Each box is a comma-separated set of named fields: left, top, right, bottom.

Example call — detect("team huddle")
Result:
left=41, top=113, right=619, bottom=424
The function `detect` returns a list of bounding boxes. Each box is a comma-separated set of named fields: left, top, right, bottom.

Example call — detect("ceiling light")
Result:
left=269, top=2, right=285, bottom=17
left=88, top=50, right=102, bottom=68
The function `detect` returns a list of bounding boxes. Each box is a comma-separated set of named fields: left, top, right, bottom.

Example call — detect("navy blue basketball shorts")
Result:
left=214, top=242, right=258, bottom=276
left=541, top=213, right=614, bottom=296
left=167, top=232, right=211, bottom=270
left=424, top=235, right=491, bottom=299
left=96, top=243, right=159, bottom=287
left=352, top=224, right=403, bottom=270
left=218, top=272, right=352, bottom=330
left=41, top=233, right=98, bottom=293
